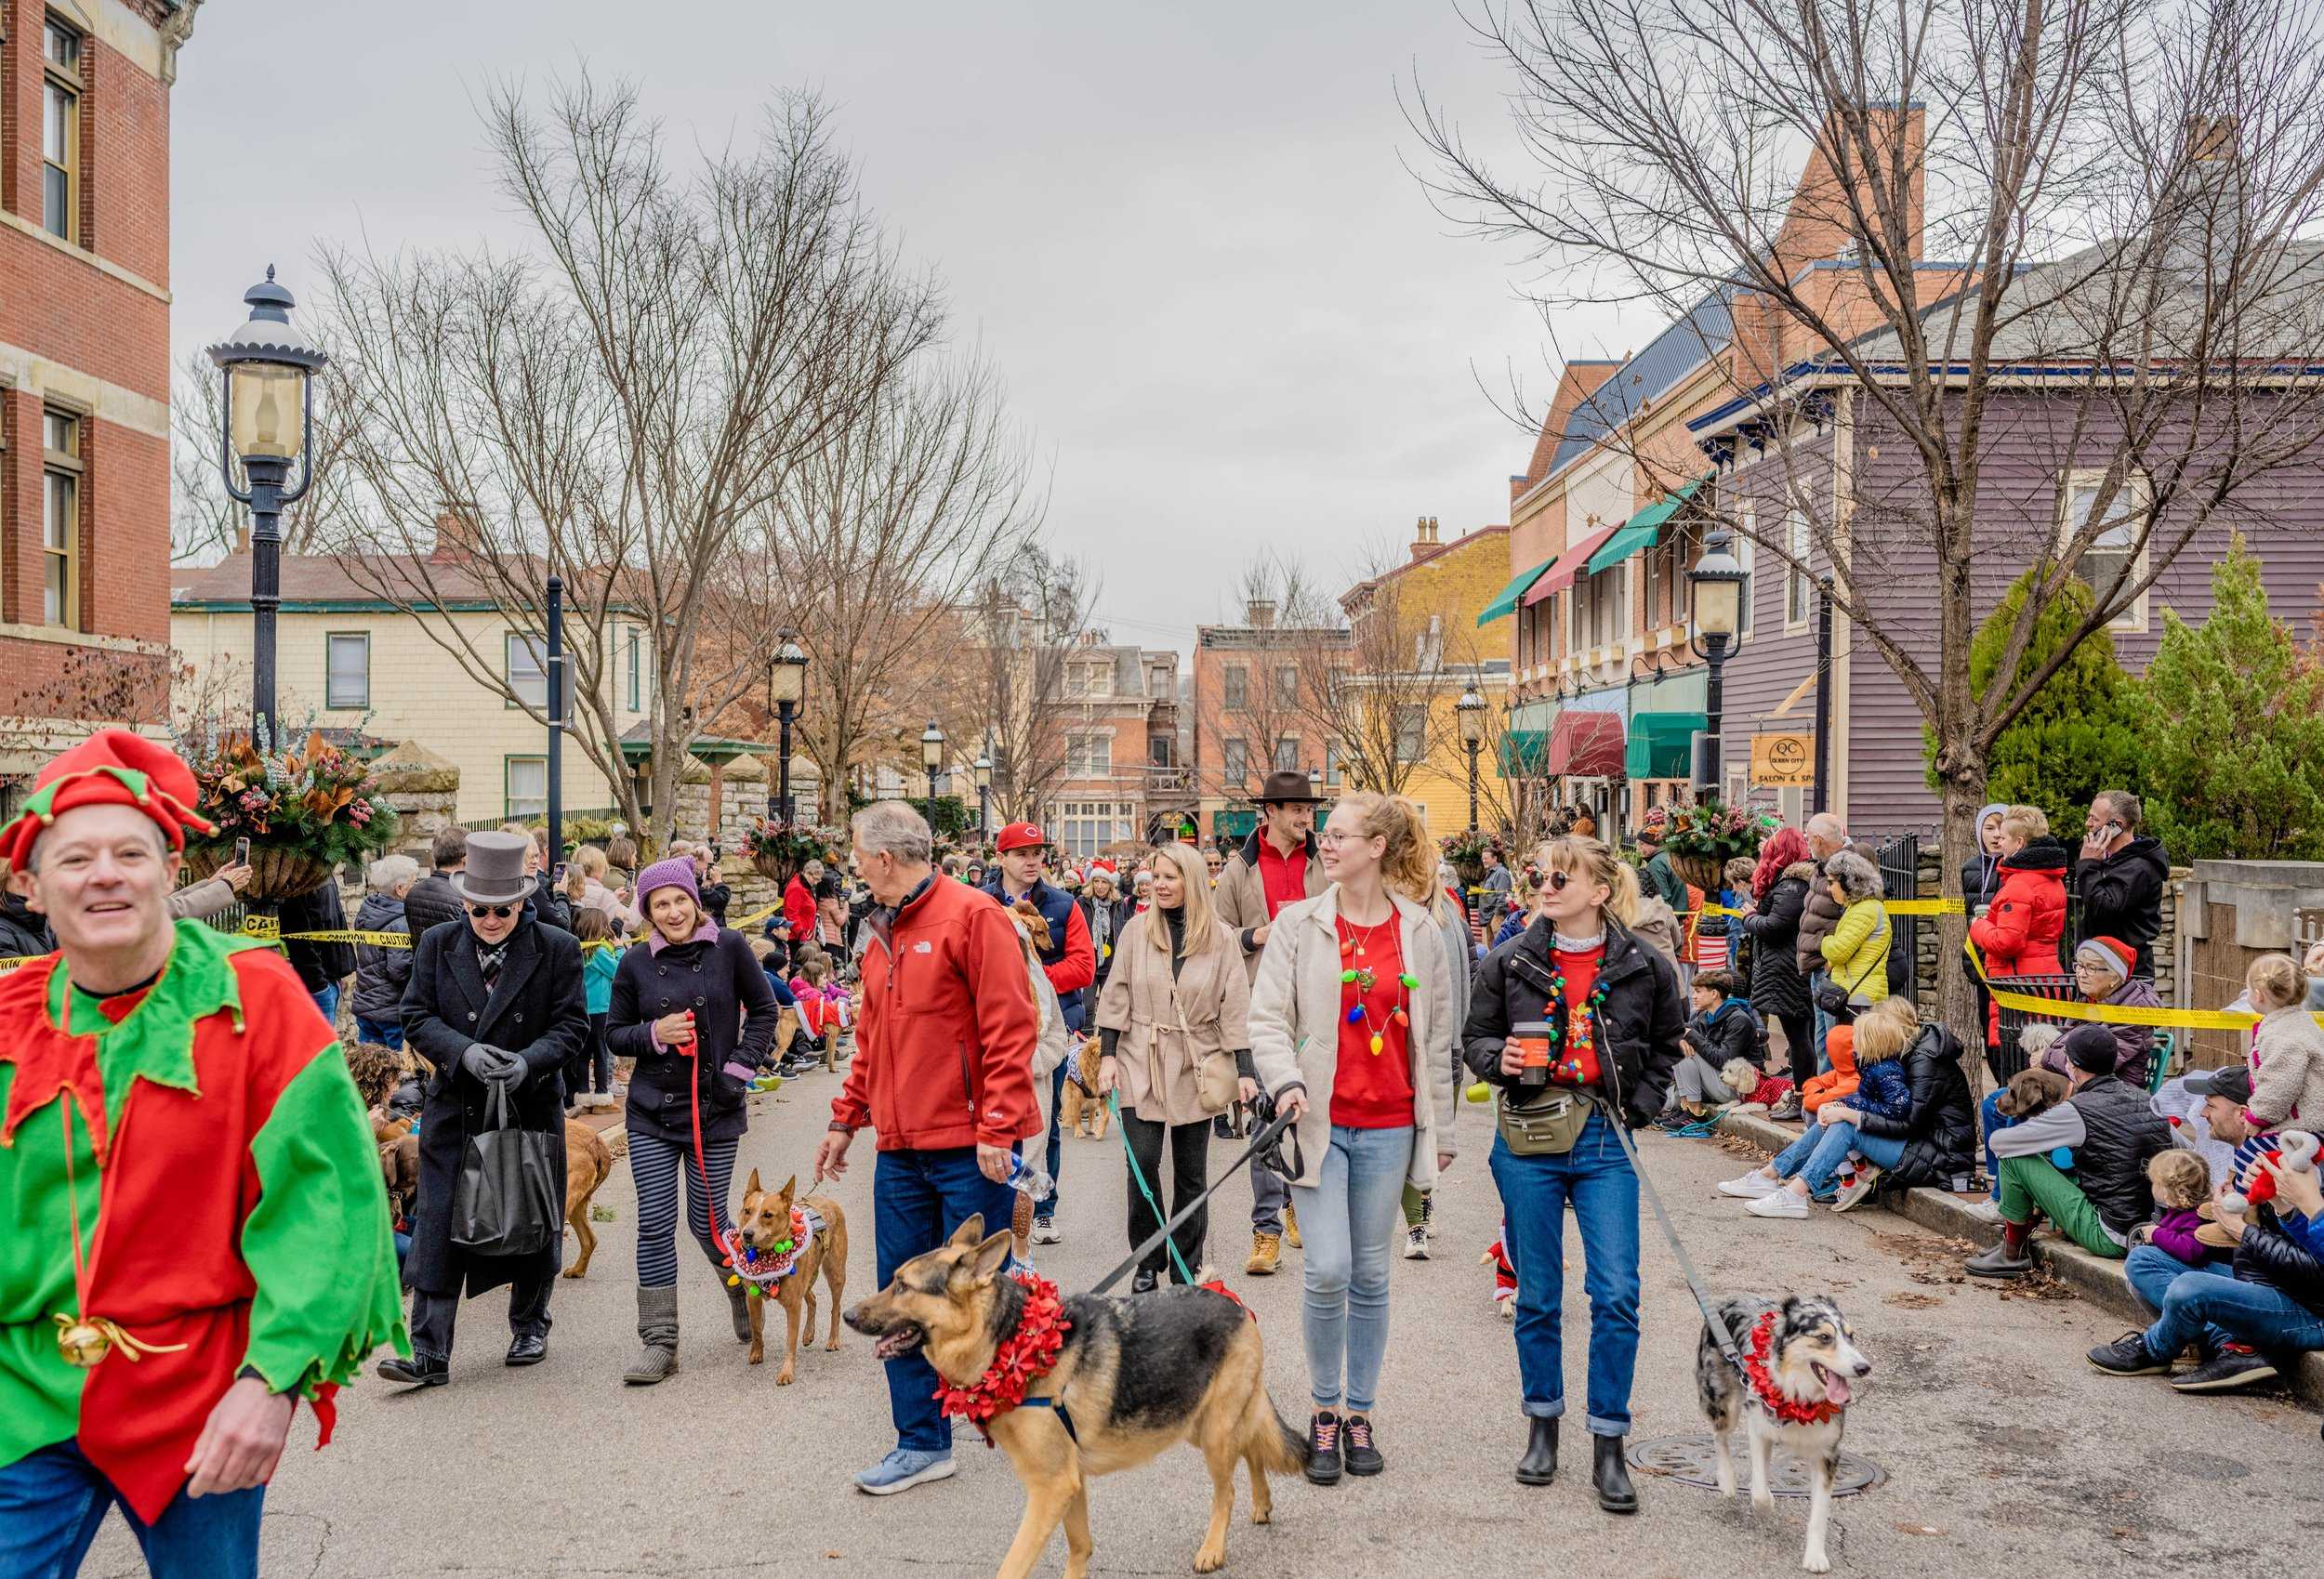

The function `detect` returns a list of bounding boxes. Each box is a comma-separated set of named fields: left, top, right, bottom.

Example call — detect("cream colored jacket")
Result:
left=1248, top=885, right=1457, bottom=1190
left=1092, top=910, right=1250, bottom=1126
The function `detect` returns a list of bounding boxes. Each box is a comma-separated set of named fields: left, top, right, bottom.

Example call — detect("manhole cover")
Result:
left=1627, top=1432, right=1887, bottom=1498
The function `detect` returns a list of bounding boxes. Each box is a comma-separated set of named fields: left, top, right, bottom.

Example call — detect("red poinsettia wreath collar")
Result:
left=934, top=1272, right=1070, bottom=1437
left=1744, top=1309, right=1842, bottom=1425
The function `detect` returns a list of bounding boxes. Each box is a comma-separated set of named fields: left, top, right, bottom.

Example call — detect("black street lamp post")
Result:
left=207, top=268, right=326, bottom=744
left=920, top=720, right=945, bottom=832
left=974, top=747, right=992, bottom=838
left=1687, top=524, right=1748, bottom=797
left=768, top=637, right=807, bottom=822
left=1456, top=687, right=1486, bottom=832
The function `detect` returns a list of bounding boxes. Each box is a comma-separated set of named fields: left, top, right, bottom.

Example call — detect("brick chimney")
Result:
left=233, top=527, right=250, bottom=556
left=1247, top=598, right=1276, bottom=629
left=429, top=509, right=478, bottom=564
left=1409, top=515, right=1442, bottom=561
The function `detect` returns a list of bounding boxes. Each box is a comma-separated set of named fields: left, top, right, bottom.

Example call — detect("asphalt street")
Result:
left=89, top=1072, right=2320, bottom=1578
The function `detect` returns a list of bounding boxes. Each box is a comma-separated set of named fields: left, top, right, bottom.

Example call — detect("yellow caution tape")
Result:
left=238, top=917, right=412, bottom=948
left=1699, top=896, right=1961, bottom=919
left=0, top=954, right=35, bottom=974
left=1962, top=939, right=2295, bottom=1033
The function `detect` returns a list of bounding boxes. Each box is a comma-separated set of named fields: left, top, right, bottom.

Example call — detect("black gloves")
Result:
left=460, top=1044, right=525, bottom=1086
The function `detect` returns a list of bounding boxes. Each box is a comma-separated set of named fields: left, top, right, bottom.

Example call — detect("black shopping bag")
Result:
left=452, top=1079, right=560, bottom=1258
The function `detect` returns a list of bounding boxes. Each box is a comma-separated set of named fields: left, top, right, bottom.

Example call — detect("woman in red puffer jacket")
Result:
left=1966, top=805, right=2068, bottom=1047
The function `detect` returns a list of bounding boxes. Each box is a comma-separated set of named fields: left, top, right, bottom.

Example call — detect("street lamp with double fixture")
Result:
left=1687, top=523, right=1747, bottom=796
left=207, top=267, right=327, bottom=743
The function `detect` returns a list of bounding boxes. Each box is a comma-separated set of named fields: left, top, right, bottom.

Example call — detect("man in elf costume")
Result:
left=0, top=730, right=404, bottom=1576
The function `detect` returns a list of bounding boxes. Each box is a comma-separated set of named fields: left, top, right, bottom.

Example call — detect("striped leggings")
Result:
left=628, top=1131, right=738, bottom=1289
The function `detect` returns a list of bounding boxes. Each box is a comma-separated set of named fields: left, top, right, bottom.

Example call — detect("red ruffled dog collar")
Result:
left=1744, top=1309, right=1842, bottom=1426
left=934, top=1271, right=1071, bottom=1435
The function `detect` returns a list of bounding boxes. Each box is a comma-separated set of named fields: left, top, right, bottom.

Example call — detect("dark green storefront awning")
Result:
left=1584, top=475, right=1710, bottom=576
left=1625, top=711, right=1707, bottom=780
left=1499, top=730, right=1551, bottom=775
left=1213, top=809, right=1258, bottom=839
left=1477, top=556, right=1559, bottom=626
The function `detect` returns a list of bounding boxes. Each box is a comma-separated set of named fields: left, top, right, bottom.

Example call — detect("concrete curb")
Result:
left=1710, top=1110, right=2324, bottom=1409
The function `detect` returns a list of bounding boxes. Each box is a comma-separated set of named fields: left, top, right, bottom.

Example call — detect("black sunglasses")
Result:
left=1546, top=870, right=1573, bottom=892
left=467, top=902, right=516, bottom=918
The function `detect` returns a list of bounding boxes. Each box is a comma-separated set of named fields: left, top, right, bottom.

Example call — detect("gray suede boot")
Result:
left=725, top=1277, right=755, bottom=1343
left=624, top=1285, right=680, bottom=1385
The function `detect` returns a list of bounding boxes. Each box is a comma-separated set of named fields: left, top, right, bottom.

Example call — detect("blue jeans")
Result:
left=2143, top=1265, right=2324, bottom=1365
left=1809, top=971, right=1832, bottom=1073
left=1488, top=1112, right=1643, bottom=1436
left=310, top=982, right=339, bottom=1026
left=354, top=1017, right=403, bottom=1051
left=1769, top=1118, right=1906, bottom=1195
left=2123, top=1244, right=2233, bottom=1357
left=873, top=1145, right=1019, bottom=1453
left=1298, top=1124, right=1412, bottom=1415
left=0, top=1438, right=263, bottom=1579
left=1034, top=1063, right=1067, bottom=1218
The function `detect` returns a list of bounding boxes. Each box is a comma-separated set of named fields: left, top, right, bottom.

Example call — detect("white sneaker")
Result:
left=1717, top=1171, right=1780, bottom=1199
left=1961, top=1197, right=2004, bottom=1226
left=1402, top=1225, right=1430, bottom=1260
left=1746, top=1189, right=1810, bottom=1219
left=1031, top=1217, right=1062, bottom=1245
left=1831, top=1165, right=1882, bottom=1212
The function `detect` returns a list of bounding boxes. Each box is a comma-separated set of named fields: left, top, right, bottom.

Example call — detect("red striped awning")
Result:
left=1545, top=711, right=1626, bottom=778
left=1524, top=522, right=1620, bottom=605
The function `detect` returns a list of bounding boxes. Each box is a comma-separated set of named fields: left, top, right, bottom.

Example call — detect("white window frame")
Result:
left=1222, top=665, right=1248, bottom=711
left=1393, top=704, right=1425, bottom=766
left=324, top=632, right=371, bottom=710
left=1784, top=507, right=1812, bottom=632
left=506, top=632, right=548, bottom=709
left=506, top=757, right=548, bottom=820
left=1737, top=505, right=1756, bottom=638
left=1066, top=731, right=1112, bottom=778
left=2059, top=467, right=2152, bottom=631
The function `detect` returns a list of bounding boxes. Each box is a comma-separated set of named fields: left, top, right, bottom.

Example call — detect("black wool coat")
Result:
left=1739, top=868, right=1812, bottom=1020
left=1462, top=916, right=1686, bottom=1126
left=608, top=929, right=779, bottom=1147
left=1852, top=1024, right=1977, bottom=1188
left=401, top=916, right=588, bottom=1296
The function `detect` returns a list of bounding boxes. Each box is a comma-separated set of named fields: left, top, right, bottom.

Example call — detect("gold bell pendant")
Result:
left=54, top=1315, right=111, bottom=1368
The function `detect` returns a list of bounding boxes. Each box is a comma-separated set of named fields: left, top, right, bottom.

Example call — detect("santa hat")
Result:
left=2074, top=936, right=2136, bottom=980
left=1, top=729, right=214, bottom=869
left=1089, top=859, right=1116, bottom=876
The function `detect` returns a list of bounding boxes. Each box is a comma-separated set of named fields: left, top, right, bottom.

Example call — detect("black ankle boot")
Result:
left=1515, top=1417, right=1558, bottom=1485
left=1592, top=1434, right=1637, bottom=1514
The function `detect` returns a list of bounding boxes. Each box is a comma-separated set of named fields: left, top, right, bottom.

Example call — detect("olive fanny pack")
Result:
left=1498, top=1086, right=1591, bottom=1156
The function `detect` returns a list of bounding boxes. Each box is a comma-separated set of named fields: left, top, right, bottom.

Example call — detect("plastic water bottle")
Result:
left=1005, top=1154, right=1053, bottom=1200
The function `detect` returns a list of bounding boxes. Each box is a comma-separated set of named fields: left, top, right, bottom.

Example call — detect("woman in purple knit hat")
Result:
left=605, top=855, right=779, bottom=1384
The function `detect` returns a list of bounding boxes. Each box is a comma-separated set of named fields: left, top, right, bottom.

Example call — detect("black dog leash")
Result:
left=1088, top=1105, right=1300, bottom=1296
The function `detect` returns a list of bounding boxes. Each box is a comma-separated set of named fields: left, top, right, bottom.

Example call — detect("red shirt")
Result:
left=1331, top=915, right=1416, bottom=1128
left=1554, top=941, right=1605, bottom=1075
left=1256, top=836, right=1310, bottom=919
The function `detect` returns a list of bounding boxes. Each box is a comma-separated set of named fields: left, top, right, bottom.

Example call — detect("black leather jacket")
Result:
left=1853, top=1024, right=1976, bottom=1187
left=1462, top=916, right=1685, bottom=1126
left=2234, top=1205, right=2324, bottom=1316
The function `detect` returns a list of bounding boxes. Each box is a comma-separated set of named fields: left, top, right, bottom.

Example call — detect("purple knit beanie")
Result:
left=636, top=856, right=700, bottom=910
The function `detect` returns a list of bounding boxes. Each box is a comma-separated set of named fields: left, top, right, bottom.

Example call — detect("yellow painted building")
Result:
left=1338, top=520, right=1514, bottom=834
left=171, top=554, right=647, bottom=825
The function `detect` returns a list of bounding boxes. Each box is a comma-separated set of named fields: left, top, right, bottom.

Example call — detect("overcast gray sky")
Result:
left=171, top=1, right=1641, bottom=653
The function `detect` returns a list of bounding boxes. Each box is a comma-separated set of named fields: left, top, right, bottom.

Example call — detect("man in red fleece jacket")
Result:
left=816, top=800, right=1042, bottom=1496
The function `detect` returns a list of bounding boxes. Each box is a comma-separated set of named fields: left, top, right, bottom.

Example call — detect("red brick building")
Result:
left=0, top=0, right=195, bottom=802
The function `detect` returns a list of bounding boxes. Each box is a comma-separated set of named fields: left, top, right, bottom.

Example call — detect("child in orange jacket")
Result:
left=1799, top=1022, right=1859, bottom=1115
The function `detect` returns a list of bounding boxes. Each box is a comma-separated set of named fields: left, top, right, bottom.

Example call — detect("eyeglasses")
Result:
left=467, top=903, right=515, bottom=918
left=1317, top=830, right=1371, bottom=847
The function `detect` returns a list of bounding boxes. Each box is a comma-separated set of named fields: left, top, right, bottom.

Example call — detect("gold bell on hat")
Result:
left=54, top=1314, right=111, bottom=1368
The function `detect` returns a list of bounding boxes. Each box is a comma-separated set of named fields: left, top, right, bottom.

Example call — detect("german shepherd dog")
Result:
left=846, top=1217, right=1311, bottom=1579
left=733, top=1169, right=848, bottom=1383
left=1697, top=1296, right=1871, bottom=1573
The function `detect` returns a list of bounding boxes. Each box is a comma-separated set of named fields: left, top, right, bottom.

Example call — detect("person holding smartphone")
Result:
left=2076, top=791, right=2170, bottom=979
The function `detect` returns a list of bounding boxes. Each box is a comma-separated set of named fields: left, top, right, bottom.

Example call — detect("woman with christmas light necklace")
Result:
left=1248, top=792, right=1457, bottom=1487
left=1462, top=836, right=1685, bottom=1515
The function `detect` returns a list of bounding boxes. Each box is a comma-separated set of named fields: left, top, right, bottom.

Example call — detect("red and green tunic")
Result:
left=0, top=920, right=406, bottom=1522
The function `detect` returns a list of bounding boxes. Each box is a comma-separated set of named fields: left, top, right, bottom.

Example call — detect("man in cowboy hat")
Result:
left=1212, top=768, right=1327, bottom=1274
left=380, top=830, right=588, bottom=1388
left=0, top=730, right=402, bottom=1577
left=983, top=822, right=1095, bottom=1246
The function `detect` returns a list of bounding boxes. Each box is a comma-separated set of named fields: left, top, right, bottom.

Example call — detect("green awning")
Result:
left=1476, top=556, right=1558, bottom=626
left=1624, top=711, right=1707, bottom=781
left=1584, top=475, right=1710, bottom=576
left=1213, top=809, right=1258, bottom=839
left=1499, top=730, right=1551, bottom=776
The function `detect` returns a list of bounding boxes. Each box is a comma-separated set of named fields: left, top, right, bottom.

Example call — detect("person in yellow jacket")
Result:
left=1817, top=849, right=1891, bottom=1008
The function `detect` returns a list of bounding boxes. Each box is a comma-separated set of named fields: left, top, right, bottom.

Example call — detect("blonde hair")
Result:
left=2248, top=953, right=2307, bottom=1010
left=1851, top=996, right=1921, bottom=1064
left=1533, top=836, right=1641, bottom=928
left=2147, top=1149, right=2210, bottom=1212
left=1332, top=792, right=1435, bottom=908
left=575, top=845, right=609, bottom=880
left=2000, top=805, right=2050, bottom=842
left=1144, top=842, right=1219, bottom=957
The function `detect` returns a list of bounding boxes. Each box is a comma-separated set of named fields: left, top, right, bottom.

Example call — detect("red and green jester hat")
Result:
left=0, top=729, right=407, bottom=1524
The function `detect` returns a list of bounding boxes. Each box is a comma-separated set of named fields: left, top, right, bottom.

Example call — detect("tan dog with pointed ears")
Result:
left=733, top=1170, right=848, bottom=1383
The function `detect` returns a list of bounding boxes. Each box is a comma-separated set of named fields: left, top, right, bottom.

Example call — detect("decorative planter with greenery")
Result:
left=176, top=724, right=402, bottom=904
left=1440, top=828, right=1496, bottom=888
left=744, top=819, right=835, bottom=883
left=1657, top=798, right=1775, bottom=891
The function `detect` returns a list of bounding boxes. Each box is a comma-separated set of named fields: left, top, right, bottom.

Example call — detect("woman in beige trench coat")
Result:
left=1092, top=841, right=1252, bottom=1291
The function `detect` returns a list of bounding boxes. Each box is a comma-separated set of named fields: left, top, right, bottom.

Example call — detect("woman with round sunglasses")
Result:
left=1248, top=792, right=1457, bottom=1485
left=1463, top=836, right=1685, bottom=1513
left=605, top=855, right=779, bottom=1383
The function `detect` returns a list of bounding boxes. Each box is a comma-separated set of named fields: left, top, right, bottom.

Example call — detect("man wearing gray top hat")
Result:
left=379, top=830, right=589, bottom=1388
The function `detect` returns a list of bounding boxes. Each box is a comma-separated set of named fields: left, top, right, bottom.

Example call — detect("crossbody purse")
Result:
left=1498, top=1085, right=1590, bottom=1156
